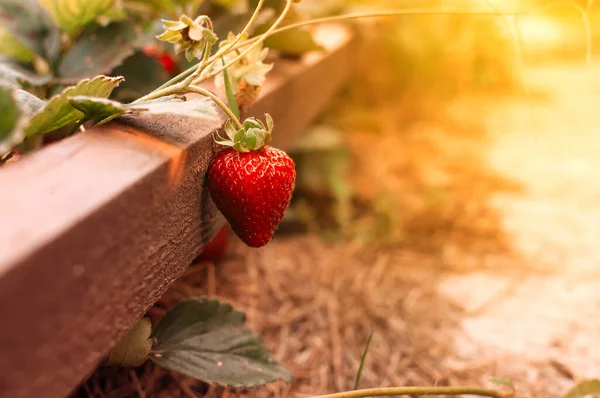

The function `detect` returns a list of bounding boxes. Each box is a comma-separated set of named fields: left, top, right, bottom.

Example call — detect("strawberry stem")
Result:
left=187, top=85, right=243, bottom=129
left=197, top=0, right=293, bottom=83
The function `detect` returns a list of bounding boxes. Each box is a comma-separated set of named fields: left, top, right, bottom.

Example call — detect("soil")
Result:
left=73, top=61, right=600, bottom=398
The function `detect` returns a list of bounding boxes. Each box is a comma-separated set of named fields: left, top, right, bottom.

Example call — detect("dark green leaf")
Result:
left=0, top=25, right=36, bottom=63
left=0, top=85, right=26, bottom=154
left=58, top=22, right=137, bottom=79
left=128, top=97, right=219, bottom=121
left=110, top=51, right=171, bottom=103
left=563, top=379, right=600, bottom=398
left=0, top=0, right=59, bottom=58
left=69, top=96, right=126, bottom=119
left=150, top=297, right=293, bottom=387
left=24, top=75, right=123, bottom=137
left=38, top=0, right=124, bottom=36
left=222, top=58, right=239, bottom=119
left=354, top=330, right=373, bottom=390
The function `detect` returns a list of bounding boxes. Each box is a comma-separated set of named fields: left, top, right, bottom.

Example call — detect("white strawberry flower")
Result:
left=213, top=32, right=273, bottom=94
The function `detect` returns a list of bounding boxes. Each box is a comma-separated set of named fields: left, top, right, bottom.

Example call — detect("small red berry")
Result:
left=195, top=225, right=231, bottom=263
left=142, top=45, right=177, bottom=76
left=207, top=146, right=296, bottom=248
left=157, top=54, right=177, bottom=75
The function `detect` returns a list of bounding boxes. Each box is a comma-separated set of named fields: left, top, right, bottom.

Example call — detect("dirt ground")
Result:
left=76, top=61, right=600, bottom=398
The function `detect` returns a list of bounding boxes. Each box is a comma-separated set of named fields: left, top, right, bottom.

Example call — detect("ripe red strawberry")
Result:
left=195, top=225, right=231, bottom=263
left=142, top=45, right=178, bottom=76
left=207, top=115, right=295, bottom=248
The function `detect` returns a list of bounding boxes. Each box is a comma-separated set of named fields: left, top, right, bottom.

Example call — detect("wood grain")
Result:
left=0, top=24, right=355, bottom=398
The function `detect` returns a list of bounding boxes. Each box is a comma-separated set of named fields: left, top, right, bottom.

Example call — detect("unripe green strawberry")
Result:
left=208, top=146, right=295, bottom=247
left=207, top=115, right=295, bottom=248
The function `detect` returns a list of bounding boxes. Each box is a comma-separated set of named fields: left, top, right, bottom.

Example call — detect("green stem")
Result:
left=213, top=0, right=265, bottom=59
left=226, top=8, right=524, bottom=53
left=137, top=4, right=541, bottom=102
left=197, top=0, right=293, bottom=82
left=153, top=65, right=196, bottom=92
left=310, top=386, right=505, bottom=398
left=143, top=0, right=265, bottom=95
left=187, top=85, right=243, bottom=129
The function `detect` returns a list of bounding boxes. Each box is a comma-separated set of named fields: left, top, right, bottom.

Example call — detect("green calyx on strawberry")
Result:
left=208, top=114, right=296, bottom=248
left=215, top=114, right=274, bottom=153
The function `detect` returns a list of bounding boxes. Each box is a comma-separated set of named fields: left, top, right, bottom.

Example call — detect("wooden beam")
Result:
left=0, top=24, right=354, bottom=398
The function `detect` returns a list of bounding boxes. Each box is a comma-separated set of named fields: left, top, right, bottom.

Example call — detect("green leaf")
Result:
left=128, top=97, right=219, bottom=121
left=354, top=330, right=373, bottom=390
left=110, top=51, right=171, bottom=103
left=0, top=85, right=26, bottom=154
left=39, top=0, right=123, bottom=36
left=0, top=58, right=51, bottom=88
left=0, top=0, right=59, bottom=58
left=24, top=75, right=123, bottom=137
left=0, top=25, right=36, bottom=63
left=106, top=317, right=153, bottom=367
left=563, top=380, right=600, bottom=398
left=57, top=22, right=137, bottom=79
left=150, top=297, right=293, bottom=387
left=69, top=96, right=126, bottom=119
left=222, top=58, right=239, bottom=119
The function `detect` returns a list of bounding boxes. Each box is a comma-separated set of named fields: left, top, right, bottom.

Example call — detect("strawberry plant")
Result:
left=3, top=0, right=594, bottom=395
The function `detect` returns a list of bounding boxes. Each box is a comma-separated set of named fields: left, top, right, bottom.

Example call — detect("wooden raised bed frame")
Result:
left=0, top=25, right=355, bottom=398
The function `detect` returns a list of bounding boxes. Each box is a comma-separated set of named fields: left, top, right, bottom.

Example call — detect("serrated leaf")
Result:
left=564, top=379, right=600, bottom=398
left=0, top=0, right=59, bottom=58
left=69, top=96, right=126, bottom=119
left=24, top=75, right=123, bottom=137
left=39, top=0, right=123, bottom=36
left=0, top=25, right=36, bottom=63
left=57, top=22, right=137, bottom=79
left=128, top=97, right=219, bottom=121
left=150, top=298, right=293, bottom=387
left=0, top=85, right=26, bottom=154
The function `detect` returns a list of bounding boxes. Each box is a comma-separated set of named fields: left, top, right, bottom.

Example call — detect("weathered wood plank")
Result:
left=0, top=24, right=354, bottom=398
